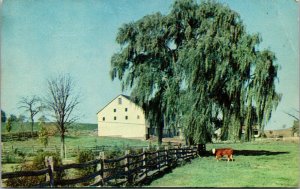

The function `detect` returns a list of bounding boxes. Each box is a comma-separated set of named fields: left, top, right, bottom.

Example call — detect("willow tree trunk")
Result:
left=157, top=124, right=163, bottom=146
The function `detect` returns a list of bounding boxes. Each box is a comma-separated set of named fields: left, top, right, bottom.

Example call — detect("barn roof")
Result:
left=96, top=94, right=137, bottom=114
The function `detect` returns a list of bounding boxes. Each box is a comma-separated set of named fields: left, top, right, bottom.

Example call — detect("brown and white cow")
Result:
left=212, top=148, right=234, bottom=161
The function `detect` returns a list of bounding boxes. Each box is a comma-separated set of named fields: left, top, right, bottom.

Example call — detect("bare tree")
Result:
left=44, top=74, right=80, bottom=158
left=283, top=109, right=299, bottom=121
left=19, top=96, right=42, bottom=134
left=283, top=109, right=299, bottom=136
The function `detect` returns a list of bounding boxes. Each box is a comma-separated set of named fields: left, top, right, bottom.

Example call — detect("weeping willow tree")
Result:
left=110, top=12, right=180, bottom=145
left=110, top=0, right=281, bottom=145
left=173, top=0, right=281, bottom=143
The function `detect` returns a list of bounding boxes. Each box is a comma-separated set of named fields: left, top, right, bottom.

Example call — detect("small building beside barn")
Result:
left=97, top=94, right=149, bottom=139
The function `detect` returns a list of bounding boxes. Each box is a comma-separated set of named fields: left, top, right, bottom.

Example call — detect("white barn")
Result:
left=97, top=94, right=149, bottom=139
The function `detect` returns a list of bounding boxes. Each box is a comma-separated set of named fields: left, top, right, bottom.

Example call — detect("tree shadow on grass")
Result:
left=140, top=167, right=174, bottom=186
left=140, top=161, right=193, bottom=186
left=200, top=150, right=289, bottom=157
left=234, top=149, right=289, bottom=156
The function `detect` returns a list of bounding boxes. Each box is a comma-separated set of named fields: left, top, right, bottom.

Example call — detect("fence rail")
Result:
left=2, top=144, right=205, bottom=187
left=1, top=131, right=38, bottom=142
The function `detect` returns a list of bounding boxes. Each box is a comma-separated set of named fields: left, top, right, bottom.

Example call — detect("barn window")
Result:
left=125, top=116, right=128, bottom=120
left=114, top=109, right=116, bottom=112
left=114, top=116, right=117, bottom=120
left=125, top=108, right=128, bottom=112
left=118, top=98, right=122, bottom=104
left=137, top=115, right=140, bottom=119
left=102, top=117, right=105, bottom=121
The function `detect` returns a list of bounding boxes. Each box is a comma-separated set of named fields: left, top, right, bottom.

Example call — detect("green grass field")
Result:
left=149, top=141, right=300, bottom=187
left=2, top=122, right=299, bottom=187
left=3, top=135, right=149, bottom=150
left=1, top=122, right=150, bottom=172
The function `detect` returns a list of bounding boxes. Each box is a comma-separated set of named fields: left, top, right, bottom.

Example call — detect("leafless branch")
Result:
left=283, top=110, right=299, bottom=121
left=18, top=95, right=42, bottom=133
left=44, top=74, right=80, bottom=135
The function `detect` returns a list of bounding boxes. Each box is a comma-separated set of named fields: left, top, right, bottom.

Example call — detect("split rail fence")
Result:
left=2, top=145, right=205, bottom=187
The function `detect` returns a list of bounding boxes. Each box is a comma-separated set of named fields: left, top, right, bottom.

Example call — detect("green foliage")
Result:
left=75, top=150, right=97, bottom=185
left=1, top=109, right=7, bottom=123
left=18, top=114, right=26, bottom=132
left=38, top=115, right=47, bottom=124
left=147, top=141, right=158, bottom=152
left=2, top=150, right=25, bottom=164
left=9, top=114, right=18, bottom=122
left=111, top=0, right=281, bottom=144
left=292, top=120, right=299, bottom=136
left=39, top=125, right=49, bottom=147
left=4, top=164, right=45, bottom=187
left=104, top=146, right=124, bottom=159
left=4, top=151, right=63, bottom=188
left=6, top=117, right=13, bottom=133
left=32, top=151, right=62, bottom=170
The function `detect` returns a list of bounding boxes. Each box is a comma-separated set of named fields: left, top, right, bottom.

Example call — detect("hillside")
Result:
left=264, top=127, right=294, bottom=138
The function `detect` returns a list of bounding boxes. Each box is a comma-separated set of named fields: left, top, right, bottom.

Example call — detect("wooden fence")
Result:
left=1, top=131, right=38, bottom=142
left=2, top=145, right=203, bottom=187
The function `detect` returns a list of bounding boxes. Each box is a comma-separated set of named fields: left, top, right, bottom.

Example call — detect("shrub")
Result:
left=2, top=153, right=23, bottom=164
left=76, top=150, right=97, bottom=186
left=32, top=151, right=62, bottom=170
left=4, top=163, right=45, bottom=187
left=4, top=151, right=63, bottom=188
left=2, top=149, right=25, bottom=164
left=262, top=133, right=267, bottom=138
left=6, top=118, right=12, bottom=133
left=38, top=126, right=49, bottom=148
left=14, top=148, right=26, bottom=159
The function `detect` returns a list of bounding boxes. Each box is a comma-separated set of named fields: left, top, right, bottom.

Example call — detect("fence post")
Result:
left=197, top=144, right=206, bottom=157
left=156, top=147, right=160, bottom=171
left=142, top=147, right=148, bottom=177
left=185, top=147, right=188, bottom=160
left=45, top=156, right=54, bottom=187
left=164, top=146, right=169, bottom=167
left=99, top=151, right=105, bottom=186
left=94, top=152, right=102, bottom=185
left=174, top=146, right=177, bottom=163
left=125, top=150, right=133, bottom=184
left=193, top=145, right=197, bottom=158
left=177, top=145, right=181, bottom=161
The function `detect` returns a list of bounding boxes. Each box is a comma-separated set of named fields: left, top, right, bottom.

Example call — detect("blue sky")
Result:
left=1, top=0, right=298, bottom=130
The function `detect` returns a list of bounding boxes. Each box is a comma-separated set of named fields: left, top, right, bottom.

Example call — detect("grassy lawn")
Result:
left=149, top=141, right=299, bottom=187
left=3, top=123, right=299, bottom=187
